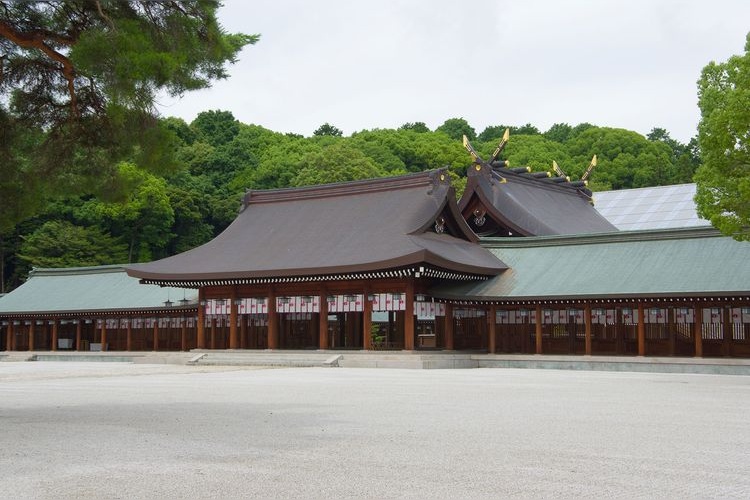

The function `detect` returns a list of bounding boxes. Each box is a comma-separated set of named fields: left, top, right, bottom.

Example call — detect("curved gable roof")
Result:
left=459, top=163, right=618, bottom=236
left=127, top=170, right=506, bottom=283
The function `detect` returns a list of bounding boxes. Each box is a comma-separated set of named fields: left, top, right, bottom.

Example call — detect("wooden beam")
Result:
left=535, top=305, right=542, bottom=354
left=101, top=321, right=107, bottom=352
left=444, top=303, right=454, bottom=350
left=404, top=279, right=415, bottom=350
left=584, top=303, right=592, bottom=355
left=197, top=288, right=206, bottom=349
left=488, top=305, right=497, bottom=354
left=637, top=303, right=646, bottom=356
left=694, top=306, right=703, bottom=358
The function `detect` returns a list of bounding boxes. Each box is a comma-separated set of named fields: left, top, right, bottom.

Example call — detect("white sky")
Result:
left=155, top=0, right=750, bottom=143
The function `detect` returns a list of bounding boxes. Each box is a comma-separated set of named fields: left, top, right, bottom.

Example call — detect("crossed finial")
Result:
left=551, top=155, right=598, bottom=183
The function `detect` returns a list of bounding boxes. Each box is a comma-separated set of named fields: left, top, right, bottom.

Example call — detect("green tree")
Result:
left=18, top=220, right=128, bottom=269
left=0, top=1, right=256, bottom=230
left=313, top=123, right=343, bottom=137
left=497, top=135, right=572, bottom=174
left=191, top=110, right=241, bottom=147
left=437, top=118, right=476, bottom=141
left=478, top=124, right=540, bottom=143
left=399, top=122, right=430, bottom=133
left=231, top=134, right=319, bottom=190
left=166, top=186, right=214, bottom=254
left=292, top=142, right=385, bottom=186
left=647, top=127, right=700, bottom=184
left=695, top=33, right=750, bottom=240
left=477, top=125, right=507, bottom=143
left=566, top=127, right=673, bottom=189
left=80, top=163, right=175, bottom=262
left=544, top=123, right=574, bottom=143
left=163, top=116, right=196, bottom=145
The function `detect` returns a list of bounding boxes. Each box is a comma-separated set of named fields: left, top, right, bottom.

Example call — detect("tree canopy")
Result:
left=695, top=32, right=750, bottom=241
left=436, top=117, right=476, bottom=141
left=0, top=0, right=257, bottom=231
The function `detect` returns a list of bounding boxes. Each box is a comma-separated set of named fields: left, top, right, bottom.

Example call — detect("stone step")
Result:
left=33, top=354, right=135, bottom=363
left=0, top=352, right=35, bottom=362
left=193, top=351, right=334, bottom=367
left=339, top=355, right=478, bottom=369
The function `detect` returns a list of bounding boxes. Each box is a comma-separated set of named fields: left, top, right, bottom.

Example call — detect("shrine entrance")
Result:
left=327, top=312, right=363, bottom=349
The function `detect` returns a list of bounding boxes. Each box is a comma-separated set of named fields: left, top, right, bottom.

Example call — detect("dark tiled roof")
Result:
left=126, top=170, right=506, bottom=283
left=460, top=163, right=618, bottom=236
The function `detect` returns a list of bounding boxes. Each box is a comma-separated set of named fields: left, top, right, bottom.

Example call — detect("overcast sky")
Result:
left=156, top=0, right=750, bottom=143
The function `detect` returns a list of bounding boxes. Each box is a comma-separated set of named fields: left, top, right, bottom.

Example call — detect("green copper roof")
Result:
left=0, top=265, right=198, bottom=316
left=433, top=227, right=750, bottom=301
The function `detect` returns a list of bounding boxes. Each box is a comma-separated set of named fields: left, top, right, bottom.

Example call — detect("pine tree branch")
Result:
left=0, top=19, right=79, bottom=118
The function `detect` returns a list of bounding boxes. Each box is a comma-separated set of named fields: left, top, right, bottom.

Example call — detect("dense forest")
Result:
left=0, top=113, right=699, bottom=292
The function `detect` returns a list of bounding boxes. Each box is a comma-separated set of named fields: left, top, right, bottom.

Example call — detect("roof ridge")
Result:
left=242, top=169, right=449, bottom=206
left=480, top=226, right=721, bottom=248
left=595, top=183, right=697, bottom=195
left=29, top=264, right=126, bottom=277
left=470, top=163, right=593, bottom=200
left=493, top=168, right=589, bottom=196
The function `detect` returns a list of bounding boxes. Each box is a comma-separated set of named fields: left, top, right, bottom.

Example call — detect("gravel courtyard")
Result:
left=1, top=363, right=748, bottom=499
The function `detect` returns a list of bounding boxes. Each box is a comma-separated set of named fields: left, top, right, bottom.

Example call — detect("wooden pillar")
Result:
left=248, top=319, right=256, bottom=349
left=268, top=288, right=278, bottom=349
left=101, top=321, right=108, bottom=352
left=723, top=306, right=733, bottom=357
left=240, top=315, right=247, bottom=349
left=181, top=318, right=188, bottom=351
left=152, top=321, right=159, bottom=351
left=76, top=320, right=82, bottom=351
left=363, top=288, right=372, bottom=350
left=534, top=305, right=542, bottom=354
left=444, top=303, right=454, bottom=350
left=488, top=305, right=497, bottom=354
left=637, top=303, right=646, bottom=356
left=7, top=321, right=14, bottom=351
left=28, top=320, right=35, bottom=351
left=404, top=280, right=415, bottom=351
left=210, top=317, right=216, bottom=350
left=694, top=306, right=703, bottom=358
left=319, top=291, right=329, bottom=349
left=229, top=289, right=239, bottom=349
left=668, top=307, right=676, bottom=356
left=126, top=320, right=133, bottom=351
left=197, top=288, right=206, bottom=349
left=51, top=319, right=58, bottom=351
left=584, top=303, right=592, bottom=355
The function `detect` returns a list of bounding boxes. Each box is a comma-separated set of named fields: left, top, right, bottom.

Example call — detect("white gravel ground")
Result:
left=1, top=362, right=749, bottom=499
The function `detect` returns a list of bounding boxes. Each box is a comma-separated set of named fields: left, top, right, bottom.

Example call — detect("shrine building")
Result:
left=2, top=139, right=750, bottom=357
